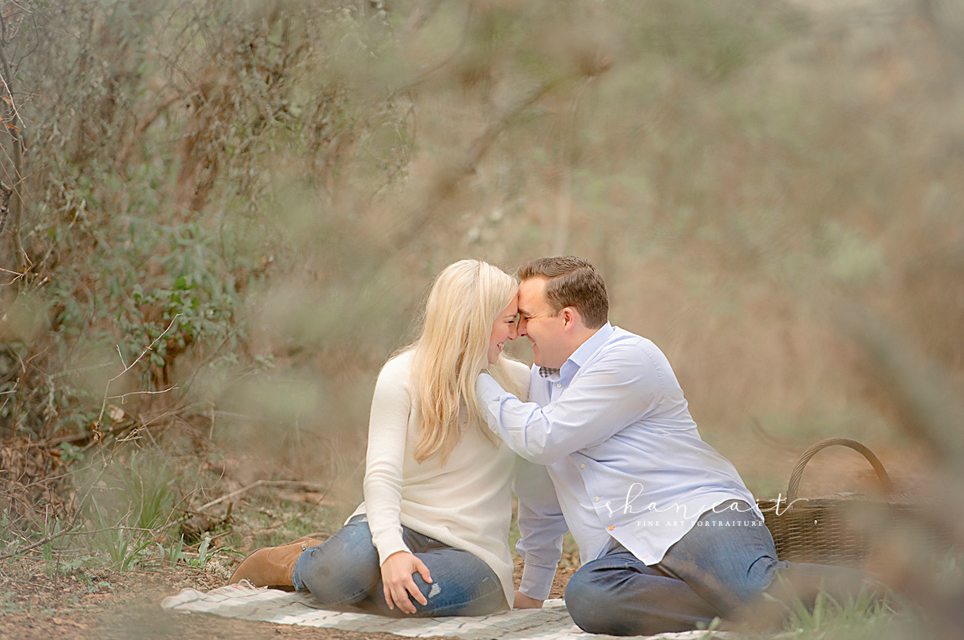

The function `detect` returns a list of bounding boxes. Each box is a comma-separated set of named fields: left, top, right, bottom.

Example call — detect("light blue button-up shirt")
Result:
left=478, top=323, right=762, bottom=599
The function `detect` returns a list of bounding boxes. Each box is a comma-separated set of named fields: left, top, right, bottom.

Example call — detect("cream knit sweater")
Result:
left=350, top=350, right=530, bottom=608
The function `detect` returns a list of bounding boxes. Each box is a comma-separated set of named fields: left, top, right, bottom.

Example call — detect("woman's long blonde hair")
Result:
left=408, top=259, right=525, bottom=465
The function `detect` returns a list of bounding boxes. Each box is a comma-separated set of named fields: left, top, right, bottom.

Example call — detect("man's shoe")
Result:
left=228, top=537, right=323, bottom=588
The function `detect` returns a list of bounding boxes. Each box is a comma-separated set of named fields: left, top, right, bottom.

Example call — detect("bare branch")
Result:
left=193, top=479, right=335, bottom=513
left=108, top=386, right=180, bottom=404
left=94, top=314, right=183, bottom=430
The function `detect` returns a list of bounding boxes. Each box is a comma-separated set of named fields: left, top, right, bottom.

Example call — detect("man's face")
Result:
left=517, top=277, right=568, bottom=368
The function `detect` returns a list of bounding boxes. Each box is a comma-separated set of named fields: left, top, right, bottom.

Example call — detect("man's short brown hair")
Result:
left=518, top=256, right=609, bottom=329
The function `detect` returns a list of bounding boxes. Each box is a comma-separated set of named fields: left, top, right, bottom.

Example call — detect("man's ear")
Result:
left=561, top=307, right=577, bottom=329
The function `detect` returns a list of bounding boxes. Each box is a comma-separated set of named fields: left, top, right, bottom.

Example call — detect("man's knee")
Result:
left=564, top=571, right=612, bottom=634
left=565, top=560, right=722, bottom=636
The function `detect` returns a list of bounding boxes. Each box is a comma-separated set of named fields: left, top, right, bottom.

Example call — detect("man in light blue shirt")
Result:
left=480, top=257, right=870, bottom=634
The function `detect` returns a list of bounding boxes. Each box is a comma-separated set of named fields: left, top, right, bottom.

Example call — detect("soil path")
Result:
left=0, top=558, right=578, bottom=640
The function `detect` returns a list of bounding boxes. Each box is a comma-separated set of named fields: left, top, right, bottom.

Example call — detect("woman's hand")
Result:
left=381, top=550, right=433, bottom=614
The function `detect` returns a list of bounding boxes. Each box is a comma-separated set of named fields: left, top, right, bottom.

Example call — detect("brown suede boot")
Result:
left=228, top=537, right=323, bottom=588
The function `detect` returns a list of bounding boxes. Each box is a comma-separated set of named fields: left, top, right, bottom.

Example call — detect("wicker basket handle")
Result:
left=786, top=437, right=894, bottom=502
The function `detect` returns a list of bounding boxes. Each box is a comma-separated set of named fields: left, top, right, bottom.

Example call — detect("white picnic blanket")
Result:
left=161, top=582, right=730, bottom=640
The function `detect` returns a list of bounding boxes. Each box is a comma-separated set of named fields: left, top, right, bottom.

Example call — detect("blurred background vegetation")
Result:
left=0, top=0, right=962, bottom=633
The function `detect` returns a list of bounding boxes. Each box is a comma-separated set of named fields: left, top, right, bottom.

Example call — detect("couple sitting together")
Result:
left=229, top=256, right=874, bottom=635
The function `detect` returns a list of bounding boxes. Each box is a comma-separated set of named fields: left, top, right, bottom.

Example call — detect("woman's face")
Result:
left=487, top=297, right=519, bottom=363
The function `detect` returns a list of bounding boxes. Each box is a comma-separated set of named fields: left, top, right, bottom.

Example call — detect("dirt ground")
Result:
left=0, top=550, right=578, bottom=640
left=2, top=444, right=938, bottom=640
left=1, top=426, right=940, bottom=640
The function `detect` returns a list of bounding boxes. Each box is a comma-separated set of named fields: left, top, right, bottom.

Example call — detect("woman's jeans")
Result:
left=564, top=500, right=872, bottom=636
left=291, top=515, right=504, bottom=617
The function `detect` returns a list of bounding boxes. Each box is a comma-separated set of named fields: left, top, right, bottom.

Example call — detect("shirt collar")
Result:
left=559, top=322, right=614, bottom=377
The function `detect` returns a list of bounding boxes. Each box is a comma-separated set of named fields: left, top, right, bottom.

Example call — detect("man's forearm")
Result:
left=514, top=459, right=566, bottom=600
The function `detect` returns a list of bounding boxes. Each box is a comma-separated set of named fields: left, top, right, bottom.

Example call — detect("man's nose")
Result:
left=516, top=318, right=527, bottom=337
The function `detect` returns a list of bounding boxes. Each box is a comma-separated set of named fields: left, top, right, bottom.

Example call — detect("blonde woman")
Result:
left=229, top=260, right=537, bottom=616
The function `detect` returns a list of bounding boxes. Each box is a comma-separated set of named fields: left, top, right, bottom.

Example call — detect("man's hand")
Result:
left=513, top=590, right=544, bottom=609
left=381, top=551, right=432, bottom=614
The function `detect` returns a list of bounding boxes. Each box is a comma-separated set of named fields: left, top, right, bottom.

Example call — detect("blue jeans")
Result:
left=291, top=515, right=505, bottom=617
left=565, top=500, right=871, bottom=635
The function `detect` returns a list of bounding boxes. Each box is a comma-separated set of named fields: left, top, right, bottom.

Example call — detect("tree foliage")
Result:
left=0, top=0, right=961, bottom=487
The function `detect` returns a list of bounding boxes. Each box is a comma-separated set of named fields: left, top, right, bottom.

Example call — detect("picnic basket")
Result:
left=756, top=437, right=936, bottom=567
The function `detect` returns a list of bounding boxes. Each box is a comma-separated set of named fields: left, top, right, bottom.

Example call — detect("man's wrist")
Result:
left=475, top=373, right=502, bottom=433
left=476, top=371, right=497, bottom=396
left=513, top=590, right=545, bottom=609
left=518, top=563, right=555, bottom=600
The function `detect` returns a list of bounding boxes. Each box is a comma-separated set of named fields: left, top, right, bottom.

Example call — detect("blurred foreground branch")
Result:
left=850, top=310, right=964, bottom=467
left=391, top=56, right=613, bottom=255
left=841, top=305, right=964, bottom=639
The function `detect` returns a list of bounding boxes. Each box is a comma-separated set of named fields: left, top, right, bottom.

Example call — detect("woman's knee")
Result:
left=408, top=547, right=505, bottom=617
left=424, top=573, right=504, bottom=617
left=292, top=521, right=381, bottom=604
